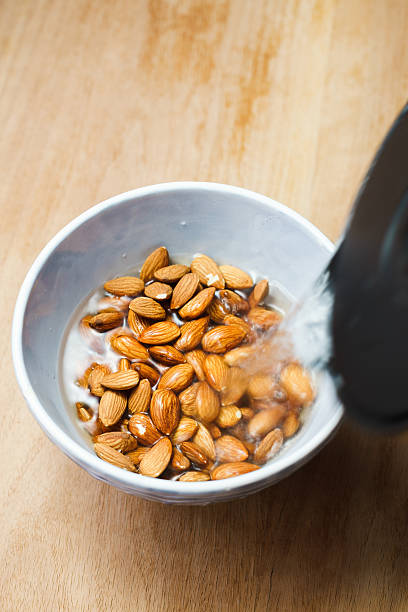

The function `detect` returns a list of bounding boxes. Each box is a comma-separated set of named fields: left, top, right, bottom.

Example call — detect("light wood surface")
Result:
left=2, top=1, right=408, bottom=610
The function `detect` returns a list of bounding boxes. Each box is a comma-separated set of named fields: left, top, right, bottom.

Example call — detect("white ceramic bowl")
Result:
left=12, top=182, right=342, bottom=504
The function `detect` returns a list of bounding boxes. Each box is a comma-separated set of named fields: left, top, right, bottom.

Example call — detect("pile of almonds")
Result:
left=76, top=247, right=314, bottom=481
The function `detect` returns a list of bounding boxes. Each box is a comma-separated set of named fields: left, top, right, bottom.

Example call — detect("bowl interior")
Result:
left=14, top=183, right=341, bottom=502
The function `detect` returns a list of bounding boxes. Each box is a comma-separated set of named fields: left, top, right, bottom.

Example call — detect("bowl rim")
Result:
left=12, top=181, right=343, bottom=499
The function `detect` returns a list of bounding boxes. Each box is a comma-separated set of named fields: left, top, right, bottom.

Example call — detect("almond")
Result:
left=170, top=448, right=191, bottom=471
left=282, top=412, right=300, bottom=438
left=88, top=364, right=111, bottom=397
left=178, top=287, right=215, bottom=319
left=173, top=316, right=209, bottom=351
left=224, top=345, right=256, bottom=366
left=249, top=279, right=269, bottom=308
left=131, top=362, right=160, bottom=386
left=139, top=437, right=172, bottom=477
left=279, top=363, right=314, bottom=405
left=203, top=354, right=229, bottom=392
left=149, top=345, right=186, bottom=365
left=179, top=471, right=210, bottom=482
left=220, top=367, right=248, bottom=405
left=240, top=407, right=255, bottom=421
left=157, top=364, right=194, bottom=393
left=171, top=416, right=198, bottom=444
left=77, top=362, right=98, bottom=388
left=207, top=297, right=231, bottom=323
left=94, top=432, right=137, bottom=452
left=140, top=246, right=169, bottom=282
left=196, top=381, right=220, bottom=422
left=127, top=310, right=150, bottom=337
left=104, top=276, right=144, bottom=297
left=76, top=402, right=92, bottom=422
left=247, top=373, right=276, bottom=399
left=110, top=334, right=150, bottom=361
left=191, top=254, right=224, bottom=289
left=193, top=423, right=216, bottom=461
left=89, top=311, right=123, bottom=332
left=223, top=314, right=251, bottom=338
left=211, top=462, right=259, bottom=480
left=118, top=358, right=131, bottom=371
left=94, top=443, right=136, bottom=472
left=128, top=413, right=162, bottom=445
left=101, top=370, right=139, bottom=390
left=129, top=297, right=166, bottom=320
left=154, top=264, right=190, bottom=283
left=219, top=265, right=253, bottom=289
left=254, top=428, right=283, bottom=464
left=215, top=435, right=248, bottom=462
left=219, top=290, right=249, bottom=314
left=138, top=321, right=180, bottom=345
left=243, top=440, right=256, bottom=454
left=208, top=423, right=222, bottom=439
left=150, top=389, right=180, bottom=434
left=201, top=325, right=246, bottom=354
left=216, top=404, right=242, bottom=428
left=98, top=296, right=131, bottom=312
left=248, top=307, right=282, bottom=330
left=98, top=389, right=127, bottom=426
left=185, top=349, right=206, bottom=381
left=128, top=378, right=152, bottom=414
left=247, top=405, right=286, bottom=438
left=179, top=441, right=209, bottom=467
left=179, top=383, right=199, bottom=416
left=126, top=447, right=150, bottom=465
left=144, top=282, right=172, bottom=301
left=170, top=273, right=200, bottom=309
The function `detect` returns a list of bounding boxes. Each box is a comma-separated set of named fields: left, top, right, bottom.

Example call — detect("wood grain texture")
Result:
left=2, top=0, right=408, bottom=610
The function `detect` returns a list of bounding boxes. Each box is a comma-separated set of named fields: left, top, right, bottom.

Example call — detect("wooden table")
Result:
left=2, top=1, right=408, bottom=610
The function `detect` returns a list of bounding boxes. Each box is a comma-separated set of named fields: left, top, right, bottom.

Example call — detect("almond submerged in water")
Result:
left=139, top=437, right=172, bottom=477
left=150, top=388, right=180, bottom=435
left=201, top=325, right=246, bottom=353
left=170, top=273, right=200, bottom=309
left=139, top=321, right=180, bottom=344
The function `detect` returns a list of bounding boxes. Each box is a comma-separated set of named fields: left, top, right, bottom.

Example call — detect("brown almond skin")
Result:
left=196, top=381, right=220, bottom=422
left=219, top=290, right=249, bottom=314
left=128, top=378, right=151, bottom=414
left=127, top=310, right=150, bottom=337
left=203, top=354, right=229, bottom=392
left=88, top=364, right=111, bottom=397
left=76, top=402, right=92, bottom=422
left=128, top=413, right=162, bottom=445
left=179, top=471, right=210, bottom=482
left=94, top=432, right=137, bottom=452
left=118, top=358, right=131, bottom=371
left=247, top=373, right=276, bottom=399
left=282, top=412, right=300, bottom=438
left=211, top=462, right=259, bottom=480
left=185, top=349, right=206, bottom=381
left=247, top=405, right=286, bottom=438
left=178, top=287, right=216, bottom=320
left=126, top=447, right=150, bottom=465
left=139, top=437, right=172, bottom=477
left=180, top=441, right=209, bottom=468
left=207, top=297, right=231, bottom=323
left=131, top=362, right=160, bottom=386
left=170, top=273, right=200, bottom=309
left=219, top=265, right=253, bottom=289
left=150, top=389, right=180, bottom=435
left=216, top=405, right=242, bottom=428
left=89, top=311, right=123, bottom=332
left=174, top=317, right=209, bottom=351
left=154, top=264, right=190, bottom=283
left=104, top=276, right=144, bottom=297
left=94, top=443, right=136, bottom=472
left=171, top=416, right=199, bottom=444
left=279, top=363, right=314, bottom=406
left=139, top=321, right=180, bottom=345
left=247, top=307, right=282, bottom=330
left=171, top=448, right=191, bottom=471
left=98, top=390, right=127, bottom=427
left=193, top=423, right=216, bottom=461
left=129, top=297, right=166, bottom=320
left=224, top=345, right=256, bottom=367
left=144, top=282, right=173, bottom=300
left=240, top=407, right=255, bottom=421
left=110, top=334, right=149, bottom=361
left=215, top=435, right=249, bottom=463
left=157, top=363, right=195, bottom=393
left=220, top=367, right=248, bottom=405
left=223, top=314, right=251, bottom=337
left=248, top=279, right=269, bottom=308
left=179, top=383, right=200, bottom=416
left=140, top=247, right=169, bottom=282
left=254, top=428, right=283, bottom=464
left=101, top=370, right=140, bottom=390
left=149, top=345, right=186, bottom=365
left=201, top=325, right=246, bottom=354
left=190, top=254, right=225, bottom=289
